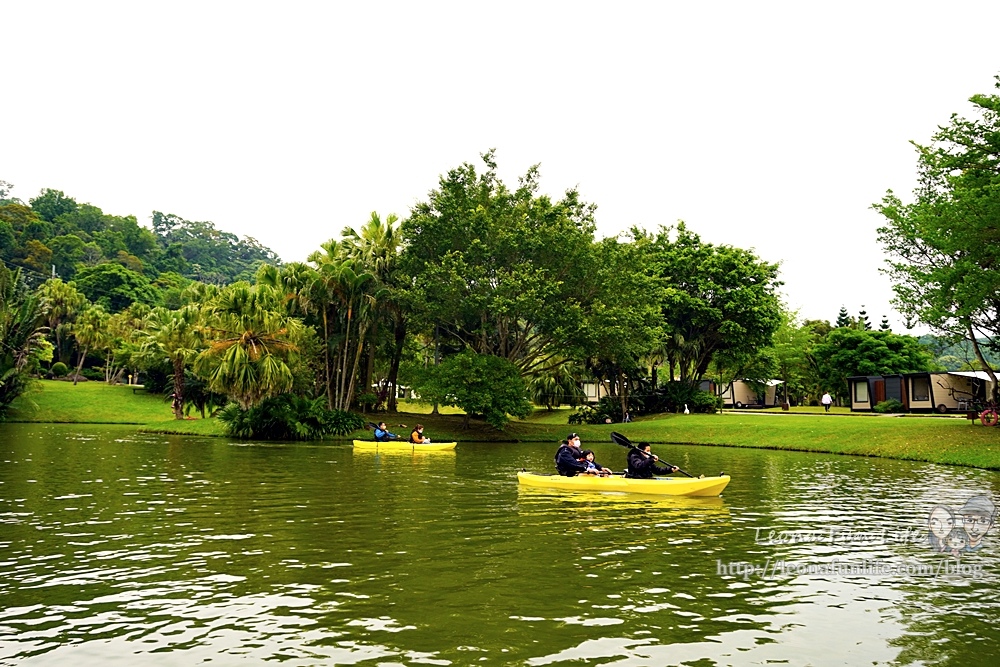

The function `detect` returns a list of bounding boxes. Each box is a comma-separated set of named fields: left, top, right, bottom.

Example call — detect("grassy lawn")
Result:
left=7, top=379, right=176, bottom=423
left=6, top=380, right=1000, bottom=470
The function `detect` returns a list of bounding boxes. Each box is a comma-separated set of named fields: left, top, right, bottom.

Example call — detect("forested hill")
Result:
left=0, top=184, right=280, bottom=301
left=919, top=335, right=1000, bottom=371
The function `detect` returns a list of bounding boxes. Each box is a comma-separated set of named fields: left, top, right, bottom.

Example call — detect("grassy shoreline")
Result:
left=5, top=380, right=1000, bottom=470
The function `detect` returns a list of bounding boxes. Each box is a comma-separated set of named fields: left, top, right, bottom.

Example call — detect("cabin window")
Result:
left=912, top=377, right=930, bottom=402
left=854, top=381, right=869, bottom=403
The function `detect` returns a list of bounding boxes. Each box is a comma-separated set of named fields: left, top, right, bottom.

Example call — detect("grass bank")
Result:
left=5, top=380, right=1000, bottom=470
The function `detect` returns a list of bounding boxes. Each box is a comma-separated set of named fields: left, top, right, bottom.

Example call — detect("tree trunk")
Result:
left=387, top=316, right=407, bottom=413
left=73, top=346, right=88, bottom=386
left=323, top=308, right=333, bottom=410
left=172, top=356, right=185, bottom=420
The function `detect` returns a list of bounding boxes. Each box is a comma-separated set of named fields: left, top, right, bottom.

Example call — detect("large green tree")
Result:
left=813, top=328, right=938, bottom=401
left=875, top=75, right=1000, bottom=381
left=400, top=151, right=597, bottom=376
left=636, top=223, right=783, bottom=385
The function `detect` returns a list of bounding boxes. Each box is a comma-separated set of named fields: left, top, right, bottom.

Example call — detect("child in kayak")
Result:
left=580, top=449, right=613, bottom=476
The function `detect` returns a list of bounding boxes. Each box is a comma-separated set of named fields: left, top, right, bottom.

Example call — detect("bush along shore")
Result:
left=5, top=380, right=1000, bottom=470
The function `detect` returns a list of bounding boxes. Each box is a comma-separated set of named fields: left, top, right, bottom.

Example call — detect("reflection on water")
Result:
left=1, top=423, right=999, bottom=665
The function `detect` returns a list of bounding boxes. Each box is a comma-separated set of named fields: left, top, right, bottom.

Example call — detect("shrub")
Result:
left=569, top=396, right=626, bottom=424
left=50, top=362, right=69, bottom=378
left=689, top=390, right=722, bottom=414
left=218, top=393, right=365, bottom=440
left=873, top=398, right=906, bottom=414
left=80, top=368, right=104, bottom=381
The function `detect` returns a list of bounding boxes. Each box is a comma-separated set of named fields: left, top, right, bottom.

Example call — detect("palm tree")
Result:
left=37, top=278, right=88, bottom=364
left=195, top=282, right=301, bottom=410
left=340, top=212, right=407, bottom=411
left=138, top=306, right=203, bottom=419
left=0, top=267, right=47, bottom=415
left=307, top=241, right=377, bottom=411
left=69, top=306, right=109, bottom=385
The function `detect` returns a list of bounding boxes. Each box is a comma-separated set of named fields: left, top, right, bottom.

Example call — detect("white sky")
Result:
left=4, top=1, right=1000, bottom=332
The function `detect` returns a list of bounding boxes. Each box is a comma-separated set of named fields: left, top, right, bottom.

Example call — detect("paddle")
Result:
left=610, top=431, right=695, bottom=478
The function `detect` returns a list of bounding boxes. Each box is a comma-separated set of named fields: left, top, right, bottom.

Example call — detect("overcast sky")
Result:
left=4, top=1, right=999, bottom=331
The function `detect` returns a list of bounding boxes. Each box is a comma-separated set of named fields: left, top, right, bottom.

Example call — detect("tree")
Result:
left=139, top=306, right=203, bottom=419
left=875, top=75, right=1000, bottom=386
left=577, top=236, right=664, bottom=419
left=68, top=305, right=109, bottom=385
left=74, top=263, right=159, bottom=312
left=813, top=328, right=938, bottom=401
left=340, top=212, right=409, bottom=412
left=0, top=266, right=47, bottom=415
left=195, top=282, right=301, bottom=410
left=408, top=349, right=532, bottom=429
left=29, top=189, right=77, bottom=223
left=857, top=306, right=871, bottom=331
left=835, top=306, right=851, bottom=328
left=37, top=278, right=89, bottom=364
left=400, top=151, right=597, bottom=376
left=768, top=310, right=816, bottom=407
left=636, top=223, right=783, bottom=386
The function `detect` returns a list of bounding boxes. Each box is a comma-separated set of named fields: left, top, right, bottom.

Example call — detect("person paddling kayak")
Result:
left=626, top=441, right=679, bottom=478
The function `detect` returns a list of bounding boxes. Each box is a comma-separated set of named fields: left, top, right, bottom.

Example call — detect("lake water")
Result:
left=1, top=423, right=999, bottom=666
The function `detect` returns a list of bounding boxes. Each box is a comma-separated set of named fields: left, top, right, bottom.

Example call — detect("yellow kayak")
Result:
left=516, top=471, right=730, bottom=497
left=353, top=440, right=457, bottom=452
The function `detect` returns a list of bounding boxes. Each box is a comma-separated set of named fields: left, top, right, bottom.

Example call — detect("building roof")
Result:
left=948, top=371, right=996, bottom=382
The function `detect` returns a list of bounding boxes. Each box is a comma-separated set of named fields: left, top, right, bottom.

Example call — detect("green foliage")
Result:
left=873, top=398, right=906, bottom=414
left=813, top=328, right=938, bottom=400
left=568, top=397, right=619, bottom=425
left=79, top=367, right=104, bottom=381
left=74, top=263, right=159, bottom=312
left=639, top=382, right=721, bottom=415
left=400, top=150, right=597, bottom=374
left=0, top=265, right=47, bottom=416
left=196, top=282, right=301, bottom=410
left=408, top=349, right=532, bottom=429
left=875, top=76, right=1000, bottom=366
left=634, top=223, right=783, bottom=386
left=50, top=361, right=68, bottom=377
left=218, top=393, right=364, bottom=440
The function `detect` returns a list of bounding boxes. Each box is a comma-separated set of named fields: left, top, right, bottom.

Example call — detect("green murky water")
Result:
left=1, top=423, right=999, bottom=666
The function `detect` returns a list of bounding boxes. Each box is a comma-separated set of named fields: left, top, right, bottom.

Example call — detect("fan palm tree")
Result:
left=195, top=282, right=301, bottom=410
left=68, top=305, right=109, bottom=385
left=138, top=306, right=204, bottom=419
left=37, top=278, right=88, bottom=364
left=0, top=267, right=47, bottom=414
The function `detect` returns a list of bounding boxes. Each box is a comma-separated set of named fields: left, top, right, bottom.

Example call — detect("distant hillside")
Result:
left=918, top=335, right=1000, bottom=370
left=0, top=184, right=280, bottom=293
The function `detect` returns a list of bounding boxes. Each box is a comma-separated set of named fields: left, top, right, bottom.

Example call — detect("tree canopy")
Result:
left=875, top=75, right=1000, bottom=377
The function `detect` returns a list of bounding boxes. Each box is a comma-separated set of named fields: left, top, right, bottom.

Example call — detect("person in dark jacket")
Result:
left=374, top=422, right=399, bottom=442
left=626, top=441, right=678, bottom=478
left=555, top=433, right=589, bottom=476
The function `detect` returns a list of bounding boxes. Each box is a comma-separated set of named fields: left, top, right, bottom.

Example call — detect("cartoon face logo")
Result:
left=926, top=494, right=995, bottom=554
left=958, top=495, right=995, bottom=550
left=944, top=527, right=969, bottom=557
left=927, top=505, right=955, bottom=552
